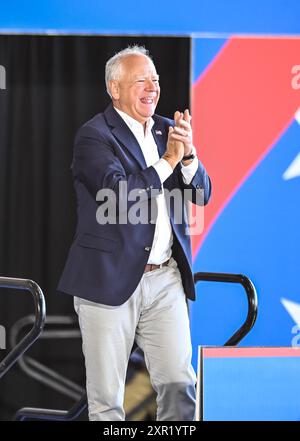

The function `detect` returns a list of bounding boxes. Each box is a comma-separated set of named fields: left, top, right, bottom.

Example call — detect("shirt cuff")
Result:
left=181, top=147, right=199, bottom=185
left=152, top=158, right=173, bottom=184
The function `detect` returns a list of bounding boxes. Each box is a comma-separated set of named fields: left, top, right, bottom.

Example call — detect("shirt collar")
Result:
left=114, top=107, right=154, bottom=137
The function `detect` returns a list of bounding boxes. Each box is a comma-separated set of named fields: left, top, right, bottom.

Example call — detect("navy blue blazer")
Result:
left=57, top=104, right=211, bottom=305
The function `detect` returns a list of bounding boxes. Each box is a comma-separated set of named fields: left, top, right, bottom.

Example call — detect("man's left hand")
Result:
left=173, top=109, right=193, bottom=156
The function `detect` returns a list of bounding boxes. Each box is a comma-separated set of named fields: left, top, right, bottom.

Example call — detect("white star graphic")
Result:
left=295, top=107, right=300, bottom=125
left=283, top=152, right=300, bottom=180
left=281, top=298, right=300, bottom=327
left=282, top=109, right=300, bottom=180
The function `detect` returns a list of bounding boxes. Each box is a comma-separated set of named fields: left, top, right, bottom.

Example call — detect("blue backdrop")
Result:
left=1, top=0, right=300, bottom=34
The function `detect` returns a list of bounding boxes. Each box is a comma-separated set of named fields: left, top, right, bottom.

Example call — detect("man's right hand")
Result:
left=163, top=112, right=185, bottom=170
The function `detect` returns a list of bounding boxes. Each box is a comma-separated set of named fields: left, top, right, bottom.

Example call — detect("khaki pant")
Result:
left=74, top=257, right=196, bottom=421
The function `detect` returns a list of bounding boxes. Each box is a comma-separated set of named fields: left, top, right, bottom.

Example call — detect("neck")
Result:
left=113, top=103, right=149, bottom=127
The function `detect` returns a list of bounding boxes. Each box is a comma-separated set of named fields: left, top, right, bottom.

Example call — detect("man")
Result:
left=58, top=46, right=211, bottom=421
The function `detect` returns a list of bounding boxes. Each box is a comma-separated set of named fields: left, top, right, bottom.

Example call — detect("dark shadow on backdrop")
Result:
left=0, top=35, right=190, bottom=420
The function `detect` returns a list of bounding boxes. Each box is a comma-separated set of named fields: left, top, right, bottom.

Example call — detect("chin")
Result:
left=146, top=108, right=156, bottom=117
left=138, top=105, right=156, bottom=118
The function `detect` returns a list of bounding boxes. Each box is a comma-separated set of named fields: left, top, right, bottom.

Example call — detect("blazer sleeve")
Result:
left=72, top=125, right=163, bottom=211
left=162, top=116, right=212, bottom=206
left=176, top=160, right=212, bottom=206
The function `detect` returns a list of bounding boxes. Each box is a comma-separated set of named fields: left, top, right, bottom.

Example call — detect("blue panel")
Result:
left=193, top=38, right=228, bottom=82
left=198, top=0, right=300, bottom=34
left=0, top=0, right=300, bottom=34
left=191, top=119, right=300, bottom=362
left=203, top=356, right=300, bottom=420
left=189, top=283, right=249, bottom=368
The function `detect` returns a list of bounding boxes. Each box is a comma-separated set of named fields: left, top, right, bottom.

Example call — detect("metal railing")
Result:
left=14, top=271, right=258, bottom=421
left=194, top=272, right=258, bottom=345
left=14, top=392, right=88, bottom=421
left=0, top=277, right=46, bottom=379
left=10, top=315, right=84, bottom=400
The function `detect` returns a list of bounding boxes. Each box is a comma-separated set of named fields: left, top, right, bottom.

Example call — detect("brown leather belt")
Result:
left=144, top=259, right=170, bottom=273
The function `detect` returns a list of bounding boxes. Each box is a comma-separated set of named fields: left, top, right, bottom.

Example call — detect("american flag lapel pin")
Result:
left=155, top=130, right=162, bottom=135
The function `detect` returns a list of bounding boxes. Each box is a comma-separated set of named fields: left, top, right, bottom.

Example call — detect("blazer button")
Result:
left=144, top=246, right=151, bottom=252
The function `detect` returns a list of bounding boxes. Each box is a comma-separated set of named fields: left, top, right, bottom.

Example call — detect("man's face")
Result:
left=110, top=55, right=160, bottom=125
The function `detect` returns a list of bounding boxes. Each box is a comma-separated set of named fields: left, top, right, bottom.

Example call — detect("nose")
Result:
left=145, top=79, right=158, bottom=91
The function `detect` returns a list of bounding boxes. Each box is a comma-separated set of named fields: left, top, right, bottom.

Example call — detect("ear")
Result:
left=109, top=80, right=120, bottom=100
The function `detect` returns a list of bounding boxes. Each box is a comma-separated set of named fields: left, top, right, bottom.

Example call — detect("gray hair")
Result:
left=105, top=45, right=153, bottom=97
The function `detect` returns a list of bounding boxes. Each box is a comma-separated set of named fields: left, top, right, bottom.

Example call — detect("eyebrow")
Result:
left=135, top=74, right=160, bottom=80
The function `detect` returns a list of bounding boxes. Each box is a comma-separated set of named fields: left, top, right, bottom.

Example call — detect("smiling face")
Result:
left=109, top=54, right=160, bottom=125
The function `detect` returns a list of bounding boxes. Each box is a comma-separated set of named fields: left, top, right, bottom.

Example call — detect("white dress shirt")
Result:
left=114, top=107, right=198, bottom=264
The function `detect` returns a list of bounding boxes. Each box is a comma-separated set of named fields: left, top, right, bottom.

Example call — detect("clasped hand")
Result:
left=163, top=109, right=193, bottom=169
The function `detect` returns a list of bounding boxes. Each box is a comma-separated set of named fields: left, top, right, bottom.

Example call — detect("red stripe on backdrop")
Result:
left=191, top=37, right=300, bottom=257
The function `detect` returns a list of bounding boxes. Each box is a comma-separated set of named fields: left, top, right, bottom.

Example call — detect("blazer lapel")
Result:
left=104, top=104, right=147, bottom=169
left=104, top=105, right=173, bottom=187
left=152, top=116, right=174, bottom=191
left=151, top=116, right=167, bottom=159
